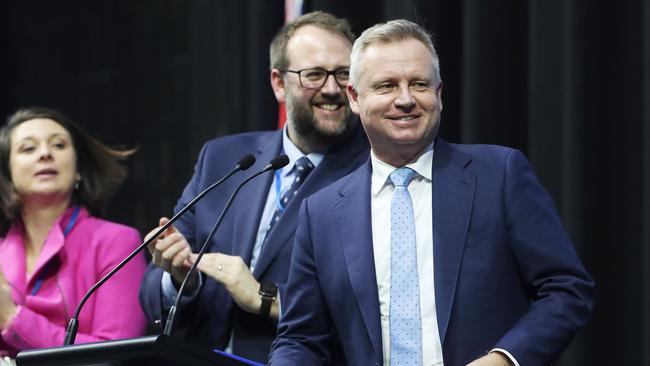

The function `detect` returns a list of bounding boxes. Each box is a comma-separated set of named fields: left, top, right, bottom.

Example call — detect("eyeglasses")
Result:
left=281, top=67, right=350, bottom=90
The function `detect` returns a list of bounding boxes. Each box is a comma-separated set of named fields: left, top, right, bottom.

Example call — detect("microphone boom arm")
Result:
left=63, top=154, right=255, bottom=346
left=163, top=155, right=289, bottom=336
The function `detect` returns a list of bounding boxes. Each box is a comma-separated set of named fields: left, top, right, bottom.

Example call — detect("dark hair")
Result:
left=269, top=11, right=356, bottom=71
left=0, top=107, right=136, bottom=234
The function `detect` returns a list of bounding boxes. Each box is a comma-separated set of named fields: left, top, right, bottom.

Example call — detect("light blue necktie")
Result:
left=389, top=167, right=422, bottom=365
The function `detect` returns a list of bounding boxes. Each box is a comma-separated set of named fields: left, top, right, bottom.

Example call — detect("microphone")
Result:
left=163, top=154, right=289, bottom=336
left=62, top=154, right=256, bottom=346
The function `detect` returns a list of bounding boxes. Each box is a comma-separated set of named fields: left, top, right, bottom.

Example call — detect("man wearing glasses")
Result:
left=139, top=11, right=368, bottom=363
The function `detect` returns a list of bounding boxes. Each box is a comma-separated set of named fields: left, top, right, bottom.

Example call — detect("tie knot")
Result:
left=390, top=167, right=416, bottom=187
left=294, top=156, right=314, bottom=180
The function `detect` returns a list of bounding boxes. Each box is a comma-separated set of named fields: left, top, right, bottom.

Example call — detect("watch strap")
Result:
left=259, top=283, right=277, bottom=317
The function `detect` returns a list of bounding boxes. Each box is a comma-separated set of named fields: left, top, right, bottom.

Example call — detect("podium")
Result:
left=15, top=335, right=263, bottom=366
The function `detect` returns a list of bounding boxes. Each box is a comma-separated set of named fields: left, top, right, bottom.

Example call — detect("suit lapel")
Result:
left=231, top=131, right=283, bottom=263
left=253, top=125, right=369, bottom=277
left=431, top=139, right=475, bottom=345
left=0, top=225, right=27, bottom=302
left=0, top=209, right=75, bottom=301
left=252, top=155, right=333, bottom=276
left=335, top=162, right=383, bottom=361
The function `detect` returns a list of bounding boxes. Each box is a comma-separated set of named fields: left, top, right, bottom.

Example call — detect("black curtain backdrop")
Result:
left=2, top=0, right=649, bottom=364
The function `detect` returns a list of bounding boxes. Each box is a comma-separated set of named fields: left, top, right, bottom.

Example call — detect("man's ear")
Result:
left=347, top=84, right=360, bottom=115
left=437, top=82, right=443, bottom=112
left=270, top=69, right=286, bottom=103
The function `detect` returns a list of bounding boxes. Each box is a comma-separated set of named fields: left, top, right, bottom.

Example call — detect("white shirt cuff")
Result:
left=276, top=290, right=282, bottom=318
left=161, top=271, right=203, bottom=308
left=490, top=348, right=520, bottom=366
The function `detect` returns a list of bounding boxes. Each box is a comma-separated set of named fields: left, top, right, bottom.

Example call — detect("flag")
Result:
left=278, top=0, right=304, bottom=129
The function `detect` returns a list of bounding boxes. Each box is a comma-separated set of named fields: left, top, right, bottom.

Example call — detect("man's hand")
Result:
left=146, top=217, right=196, bottom=289
left=0, top=269, right=17, bottom=328
left=190, top=253, right=275, bottom=317
left=466, top=352, right=513, bottom=366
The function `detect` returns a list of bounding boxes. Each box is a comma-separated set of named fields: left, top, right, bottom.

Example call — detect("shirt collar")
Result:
left=370, top=143, right=434, bottom=197
left=281, top=124, right=324, bottom=176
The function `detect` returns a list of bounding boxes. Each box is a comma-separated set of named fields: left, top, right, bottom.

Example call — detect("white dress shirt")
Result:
left=369, top=146, right=520, bottom=366
left=249, top=128, right=323, bottom=272
left=370, top=147, right=444, bottom=366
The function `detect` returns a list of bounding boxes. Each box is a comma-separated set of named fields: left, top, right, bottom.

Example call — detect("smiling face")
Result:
left=271, top=25, right=353, bottom=152
left=348, top=38, right=442, bottom=166
left=9, top=118, right=78, bottom=204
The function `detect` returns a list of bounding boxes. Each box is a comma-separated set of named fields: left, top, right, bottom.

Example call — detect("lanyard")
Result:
left=30, top=205, right=80, bottom=296
left=275, top=148, right=291, bottom=213
left=274, top=170, right=285, bottom=213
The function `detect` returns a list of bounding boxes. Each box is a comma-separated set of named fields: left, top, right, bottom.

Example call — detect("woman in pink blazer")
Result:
left=0, top=107, right=146, bottom=358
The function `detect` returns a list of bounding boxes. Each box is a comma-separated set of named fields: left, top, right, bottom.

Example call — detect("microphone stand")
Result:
left=63, top=154, right=255, bottom=346
left=163, top=155, right=289, bottom=336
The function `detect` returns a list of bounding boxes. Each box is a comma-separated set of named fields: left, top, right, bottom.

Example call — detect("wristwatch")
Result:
left=259, top=283, right=278, bottom=317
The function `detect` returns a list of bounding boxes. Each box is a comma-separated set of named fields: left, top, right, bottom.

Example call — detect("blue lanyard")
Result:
left=274, top=170, right=285, bottom=213
left=30, top=205, right=80, bottom=296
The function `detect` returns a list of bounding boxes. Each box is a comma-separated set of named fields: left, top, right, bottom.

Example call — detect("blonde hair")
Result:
left=349, top=19, right=441, bottom=88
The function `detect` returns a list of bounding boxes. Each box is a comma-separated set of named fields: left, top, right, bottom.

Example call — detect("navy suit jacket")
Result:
left=269, top=139, right=594, bottom=366
left=139, top=124, right=369, bottom=363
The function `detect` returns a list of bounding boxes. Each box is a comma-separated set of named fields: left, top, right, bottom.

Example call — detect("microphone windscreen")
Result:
left=238, top=154, right=256, bottom=170
left=269, top=154, right=290, bottom=170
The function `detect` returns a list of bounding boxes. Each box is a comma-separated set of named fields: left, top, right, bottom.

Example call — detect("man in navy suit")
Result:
left=269, top=20, right=594, bottom=366
left=139, top=12, right=368, bottom=363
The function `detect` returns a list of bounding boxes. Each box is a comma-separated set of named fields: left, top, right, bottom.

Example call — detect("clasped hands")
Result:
left=146, top=218, right=262, bottom=315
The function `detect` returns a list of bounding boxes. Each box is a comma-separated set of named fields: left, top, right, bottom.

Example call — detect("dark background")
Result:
left=2, top=0, right=649, bottom=364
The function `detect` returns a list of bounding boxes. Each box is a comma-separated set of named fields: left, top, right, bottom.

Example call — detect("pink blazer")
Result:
left=0, top=206, right=146, bottom=355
